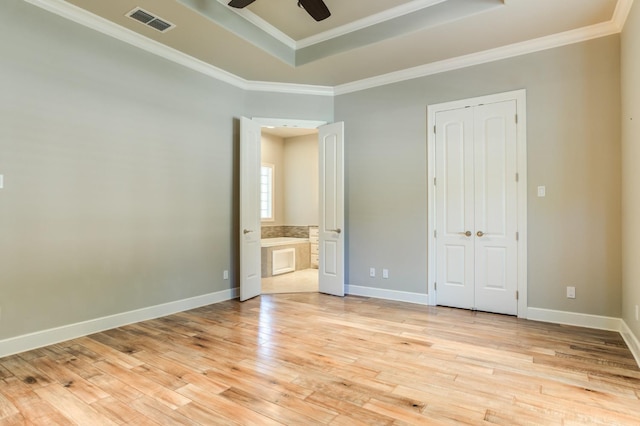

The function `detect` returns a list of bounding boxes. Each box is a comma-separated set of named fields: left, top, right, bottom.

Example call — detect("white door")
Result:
left=318, top=122, right=345, bottom=296
left=435, top=101, right=518, bottom=315
left=239, top=117, right=262, bottom=301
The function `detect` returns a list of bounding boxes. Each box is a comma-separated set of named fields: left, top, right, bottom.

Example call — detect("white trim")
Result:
left=620, top=320, right=640, bottom=367
left=246, top=81, right=334, bottom=96
left=22, top=0, right=250, bottom=89
left=334, top=20, right=619, bottom=95
left=612, top=0, right=635, bottom=31
left=0, top=287, right=240, bottom=358
left=296, top=0, right=447, bottom=49
left=215, top=0, right=297, bottom=49
left=252, top=117, right=327, bottom=129
left=216, top=0, right=447, bottom=50
left=23, top=0, right=629, bottom=96
left=527, top=307, right=622, bottom=332
left=427, top=90, right=528, bottom=318
left=346, top=285, right=430, bottom=305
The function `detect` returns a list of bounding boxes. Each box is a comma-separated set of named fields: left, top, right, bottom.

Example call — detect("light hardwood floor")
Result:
left=1, top=294, right=639, bottom=425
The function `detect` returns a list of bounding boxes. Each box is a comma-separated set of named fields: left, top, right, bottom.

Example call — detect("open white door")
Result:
left=239, top=117, right=262, bottom=301
left=318, top=122, right=345, bottom=296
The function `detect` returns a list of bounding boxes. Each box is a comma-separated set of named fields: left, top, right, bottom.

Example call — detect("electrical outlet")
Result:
left=566, top=286, right=576, bottom=299
left=369, top=268, right=376, bottom=278
left=537, top=186, right=546, bottom=197
left=382, top=269, right=389, bottom=279
left=223, top=270, right=229, bottom=280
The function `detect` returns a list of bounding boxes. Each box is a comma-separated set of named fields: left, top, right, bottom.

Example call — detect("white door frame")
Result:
left=240, top=117, right=348, bottom=298
left=427, top=89, right=528, bottom=318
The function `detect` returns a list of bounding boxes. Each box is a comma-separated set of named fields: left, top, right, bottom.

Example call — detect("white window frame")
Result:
left=261, top=163, right=275, bottom=222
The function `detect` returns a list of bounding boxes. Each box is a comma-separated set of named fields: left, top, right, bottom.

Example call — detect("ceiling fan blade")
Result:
left=228, top=0, right=256, bottom=8
left=298, top=0, right=331, bottom=21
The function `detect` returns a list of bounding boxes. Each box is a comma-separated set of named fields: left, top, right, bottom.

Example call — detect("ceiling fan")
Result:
left=228, top=0, right=331, bottom=22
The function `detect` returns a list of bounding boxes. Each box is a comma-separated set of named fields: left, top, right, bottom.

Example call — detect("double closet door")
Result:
left=435, top=100, right=519, bottom=315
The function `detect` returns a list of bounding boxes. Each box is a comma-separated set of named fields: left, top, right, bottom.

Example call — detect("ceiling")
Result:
left=45, top=0, right=626, bottom=88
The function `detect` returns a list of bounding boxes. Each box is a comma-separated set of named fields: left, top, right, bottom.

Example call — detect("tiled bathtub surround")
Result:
left=261, top=225, right=312, bottom=239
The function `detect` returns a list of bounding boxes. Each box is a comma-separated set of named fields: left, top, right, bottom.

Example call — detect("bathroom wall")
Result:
left=261, top=132, right=318, bottom=235
left=284, top=133, right=319, bottom=226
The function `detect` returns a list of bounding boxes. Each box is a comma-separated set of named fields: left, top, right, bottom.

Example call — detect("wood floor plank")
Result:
left=33, top=384, right=118, bottom=425
left=0, top=294, right=638, bottom=425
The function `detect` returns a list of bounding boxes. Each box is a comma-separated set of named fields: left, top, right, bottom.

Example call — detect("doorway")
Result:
left=427, top=90, right=528, bottom=317
left=259, top=125, right=319, bottom=294
left=239, top=117, right=345, bottom=301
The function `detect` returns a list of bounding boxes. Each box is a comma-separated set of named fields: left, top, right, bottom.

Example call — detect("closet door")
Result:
left=435, top=101, right=518, bottom=315
left=435, top=107, right=475, bottom=310
left=473, top=101, right=518, bottom=315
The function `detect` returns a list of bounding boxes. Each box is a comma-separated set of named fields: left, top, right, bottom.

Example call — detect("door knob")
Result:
left=328, top=228, right=342, bottom=234
left=243, top=229, right=253, bottom=235
left=476, top=231, right=485, bottom=237
left=459, top=231, right=472, bottom=237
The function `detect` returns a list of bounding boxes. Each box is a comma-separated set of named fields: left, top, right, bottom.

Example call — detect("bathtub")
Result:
left=261, top=238, right=310, bottom=277
left=261, top=237, right=309, bottom=247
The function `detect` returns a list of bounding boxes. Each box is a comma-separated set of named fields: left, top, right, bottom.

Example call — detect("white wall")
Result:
left=284, top=134, right=319, bottom=226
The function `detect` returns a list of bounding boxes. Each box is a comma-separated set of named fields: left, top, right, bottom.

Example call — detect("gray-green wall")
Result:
left=0, top=0, right=629, bottom=345
left=0, top=0, right=332, bottom=341
left=622, top=1, right=640, bottom=339
left=336, top=35, right=622, bottom=317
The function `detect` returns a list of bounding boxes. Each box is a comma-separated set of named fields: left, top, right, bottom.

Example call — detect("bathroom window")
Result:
left=261, top=163, right=274, bottom=221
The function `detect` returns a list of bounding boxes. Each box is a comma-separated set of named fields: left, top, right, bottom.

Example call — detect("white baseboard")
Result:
left=526, top=307, right=640, bottom=368
left=0, top=287, right=239, bottom=358
left=346, top=284, right=429, bottom=305
left=526, top=307, right=622, bottom=331
left=620, top=320, right=640, bottom=367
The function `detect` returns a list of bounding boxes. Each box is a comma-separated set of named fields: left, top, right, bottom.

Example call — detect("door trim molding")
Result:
left=427, top=89, right=528, bottom=318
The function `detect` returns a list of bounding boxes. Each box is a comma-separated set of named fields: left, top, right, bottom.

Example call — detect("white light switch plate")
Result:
left=0, top=174, right=3, bottom=189
left=537, top=186, right=546, bottom=197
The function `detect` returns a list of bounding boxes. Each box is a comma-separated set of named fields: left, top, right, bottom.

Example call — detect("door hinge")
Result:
left=434, top=177, right=437, bottom=186
left=433, top=125, right=437, bottom=134
left=516, top=231, right=519, bottom=241
left=516, top=290, right=519, bottom=300
left=434, top=230, right=437, bottom=238
left=515, top=173, right=519, bottom=182
left=515, top=114, right=518, bottom=124
left=434, top=282, right=437, bottom=291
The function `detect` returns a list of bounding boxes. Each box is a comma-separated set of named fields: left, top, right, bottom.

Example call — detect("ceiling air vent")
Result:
left=126, top=7, right=175, bottom=33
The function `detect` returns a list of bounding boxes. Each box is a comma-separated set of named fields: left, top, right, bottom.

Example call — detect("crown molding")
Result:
left=22, top=0, right=630, bottom=97
left=296, top=0, right=447, bottom=49
left=215, top=0, right=297, bottom=49
left=23, top=0, right=251, bottom=89
left=334, top=19, right=621, bottom=95
left=247, top=81, right=334, bottom=96
left=613, top=0, right=635, bottom=30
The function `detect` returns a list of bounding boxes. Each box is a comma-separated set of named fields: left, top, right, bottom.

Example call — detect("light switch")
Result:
left=537, top=186, right=546, bottom=197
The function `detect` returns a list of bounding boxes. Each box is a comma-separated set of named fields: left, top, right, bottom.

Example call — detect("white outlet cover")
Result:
left=537, top=186, right=546, bottom=197
left=383, top=269, right=389, bottom=279
left=0, top=174, right=3, bottom=189
left=369, top=268, right=375, bottom=278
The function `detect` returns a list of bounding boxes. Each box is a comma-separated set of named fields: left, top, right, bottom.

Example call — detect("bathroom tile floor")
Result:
left=262, top=268, right=319, bottom=294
